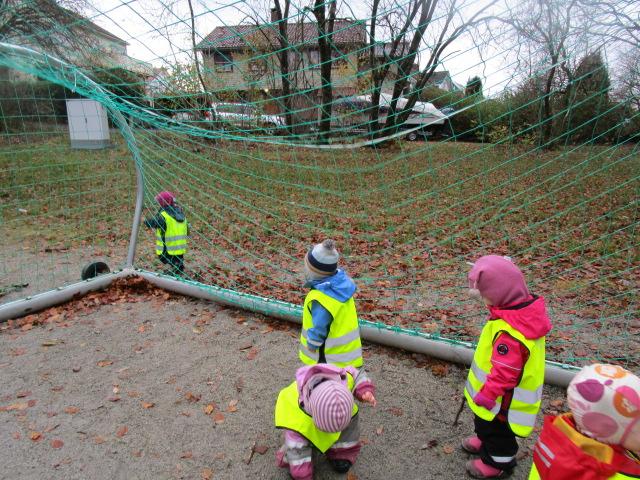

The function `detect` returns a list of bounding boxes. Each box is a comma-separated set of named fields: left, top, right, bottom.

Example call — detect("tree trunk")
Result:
left=313, top=0, right=336, bottom=143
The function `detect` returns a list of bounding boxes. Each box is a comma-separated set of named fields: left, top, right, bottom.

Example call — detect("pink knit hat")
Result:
left=468, top=255, right=530, bottom=307
left=155, top=191, right=175, bottom=207
left=567, top=364, right=640, bottom=447
left=307, top=380, right=354, bottom=433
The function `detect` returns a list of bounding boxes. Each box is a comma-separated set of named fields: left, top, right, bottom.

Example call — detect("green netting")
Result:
left=0, top=0, right=638, bottom=368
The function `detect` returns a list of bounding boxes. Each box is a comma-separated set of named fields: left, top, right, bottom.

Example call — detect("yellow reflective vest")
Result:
left=274, top=372, right=358, bottom=453
left=155, top=210, right=188, bottom=256
left=464, top=318, right=545, bottom=438
left=299, top=289, right=363, bottom=368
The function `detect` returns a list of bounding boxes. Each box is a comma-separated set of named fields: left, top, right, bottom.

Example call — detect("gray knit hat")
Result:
left=304, top=239, right=339, bottom=277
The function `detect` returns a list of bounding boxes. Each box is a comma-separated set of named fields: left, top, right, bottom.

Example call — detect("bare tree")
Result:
left=498, top=0, right=582, bottom=146
left=577, top=0, right=639, bottom=47
left=0, top=0, right=92, bottom=63
left=614, top=47, right=640, bottom=110
left=364, top=0, right=497, bottom=139
left=311, top=0, right=338, bottom=143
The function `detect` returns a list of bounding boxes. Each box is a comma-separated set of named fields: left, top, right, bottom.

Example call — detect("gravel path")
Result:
left=0, top=286, right=565, bottom=479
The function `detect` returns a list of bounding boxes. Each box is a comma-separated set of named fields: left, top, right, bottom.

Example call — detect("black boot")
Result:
left=329, top=459, right=352, bottom=473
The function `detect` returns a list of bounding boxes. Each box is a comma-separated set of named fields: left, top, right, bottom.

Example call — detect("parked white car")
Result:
left=333, top=93, right=447, bottom=140
left=204, top=103, right=286, bottom=133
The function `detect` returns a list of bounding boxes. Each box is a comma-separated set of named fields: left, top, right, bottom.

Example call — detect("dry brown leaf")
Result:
left=261, top=326, right=274, bottom=334
left=238, top=342, right=253, bottom=351
left=16, top=390, right=31, bottom=398
left=50, top=439, right=64, bottom=449
left=141, top=402, right=154, bottom=409
left=21, top=324, right=33, bottom=331
left=201, top=468, right=213, bottom=480
left=387, top=406, right=404, bottom=416
left=93, top=436, right=105, bottom=444
left=27, top=399, right=36, bottom=408
left=51, top=385, right=63, bottom=392
left=108, top=396, right=121, bottom=402
left=29, top=431, right=42, bottom=441
left=213, top=412, right=224, bottom=424
left=137, top=325, right=146, bottom=333
left=0, top=402, right=29, bottom=411
left=185, top=392, right=201, bottom=403
left=64, top=406, right=79, bottom=414
left=246, top=348, right=258, bottom=360
left=347, top=472, right=358, bottom=480
left=443, top=445, right=454, bottom=454
left=180, top=451, right=193, bottom=459
left=376, top=426, right=384, bottom=435
left=253, top=444, right=268, bottom=455
left=204, top=404, right=215, bottom=415
left=550, top=399, right=564, bottom=408
left=97, top=360, right=113, bottom=367
left=132, top=450, right=143, bottom=457
left=431, top=364, right=449, bottom=377
left=116, top=426, right=128, bottom=437
left=192, top=327, right=203, bottom=334
left=227, top=399, right=238, bottom=413
left=127, top=391, right=140, bottom=398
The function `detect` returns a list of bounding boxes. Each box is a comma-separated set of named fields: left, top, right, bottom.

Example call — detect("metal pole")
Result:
left=137, top=270, right=579, bottom=387
left=0, top=270, right=134, bottom=322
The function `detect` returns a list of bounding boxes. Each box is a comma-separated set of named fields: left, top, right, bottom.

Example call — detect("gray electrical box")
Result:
left=66, top=99, right=111, bottom=149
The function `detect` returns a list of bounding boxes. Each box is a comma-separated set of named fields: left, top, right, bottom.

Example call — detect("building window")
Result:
left=213, top=51, right=234, bottom=72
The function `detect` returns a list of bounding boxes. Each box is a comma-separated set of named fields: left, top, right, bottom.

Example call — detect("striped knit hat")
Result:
left=308, top=379, right=354, bottom=433
left=304, top=239, right=339, bottom=279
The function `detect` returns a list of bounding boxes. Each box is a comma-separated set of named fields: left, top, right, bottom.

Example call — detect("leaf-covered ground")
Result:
left=0, top=279, right=566, bottom=479
left=2, top=133, right=638, bottom=368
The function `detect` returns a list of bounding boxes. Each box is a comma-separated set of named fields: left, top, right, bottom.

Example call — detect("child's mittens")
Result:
left=473, top=391, right=496, bottom=411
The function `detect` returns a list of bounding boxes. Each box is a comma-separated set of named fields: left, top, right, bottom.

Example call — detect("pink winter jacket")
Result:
left=475, top=295, right=552, bottom=411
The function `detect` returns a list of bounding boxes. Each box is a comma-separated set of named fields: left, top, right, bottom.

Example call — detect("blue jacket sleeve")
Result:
left=306, top=300, right=333, bottom=351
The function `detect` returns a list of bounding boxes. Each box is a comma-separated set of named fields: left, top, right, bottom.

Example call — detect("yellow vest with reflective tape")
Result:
left=156, top=211, right=188, bottom=256
left=299, top=289, right=363, bottom=368
left=274, top=373, right=358, bottom=453
left=464, top=318, right=545, bottom=438
left=529, top=462, right=638, bottom=479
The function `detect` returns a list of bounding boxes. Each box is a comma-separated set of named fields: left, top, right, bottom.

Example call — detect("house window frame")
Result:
left=213, top=51, right=234, bottom=72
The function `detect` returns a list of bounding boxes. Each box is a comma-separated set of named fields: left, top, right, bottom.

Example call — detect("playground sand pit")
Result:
left=0, top=278, right=565, bottom=479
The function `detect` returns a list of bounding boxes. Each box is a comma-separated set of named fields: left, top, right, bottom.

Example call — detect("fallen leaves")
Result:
left=185, top=392, right=201, bottom=403
left=116, top=426, right=128, bottom=437
left=238, top=342, right=253, bottom=351
left=93, top=436, right=105, bottom=444
left=213, top=412, right=225, bottom=424
left=0, top=402, right=29, bottom=412
left=180, top=451, right=193, bottom=459
left=108, top=396, right=121, bottom=402
left=204, top=404, right=215, bottom=415
left=227, top=400, right=238, bottom=413
left=431, top=363, right=450, bottom=377
left=50, top=439, right=64, bottom=449
left=387, top=406, right=404, bottom=417
left=347, top=472, right=359, bottom=480
left=443, top=445, right=455, bottom=454
left=30, top=431, right=42, bottom=441
left=254, top=444, right=268, bottom=455
left=97, top=360, right=113, bottom=367
left=246, top=348, right=258, bottom=360
left=201, top=468, right=213, bottom=480
left=550, top=399, right=564, bottom=408
left=376, top=426, right=384, bottom=435
left=141, top=402, right=155, bottom=409
left=16, top=391, right=31, bottom=398
left=64, top=406, right=79, bottom=415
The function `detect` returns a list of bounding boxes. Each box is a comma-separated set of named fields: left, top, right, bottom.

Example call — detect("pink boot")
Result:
left=461, top=436, right=483, bottom=454
left=466, top=459, right=511, bottom=478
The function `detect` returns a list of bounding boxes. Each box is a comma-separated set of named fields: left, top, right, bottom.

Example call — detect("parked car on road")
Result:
left=333, top=93, right=447, bottom=140
left=204, top=103, right=286, bottom=134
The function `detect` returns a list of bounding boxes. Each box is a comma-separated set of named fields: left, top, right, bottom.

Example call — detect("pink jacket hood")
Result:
left=488, top=295, right=552, bottom=340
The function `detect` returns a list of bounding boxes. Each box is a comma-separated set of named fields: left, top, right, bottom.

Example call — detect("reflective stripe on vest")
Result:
left=463, top=318, right=545, bottom=438
left=155, top=211, right=188, bottom=256
left=299, top=289, right=363, bottom=368
left=274, top=373, right=358, bottom=453
left=528, top=461, right=638, bottom=480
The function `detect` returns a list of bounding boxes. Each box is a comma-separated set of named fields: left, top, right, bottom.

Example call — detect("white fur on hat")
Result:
left=567, top=364, right=640, bottom=446
left=305, top=239, right=339, bottom=279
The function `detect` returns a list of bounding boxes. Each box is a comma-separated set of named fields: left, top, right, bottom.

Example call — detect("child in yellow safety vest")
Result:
left=143, top=191, right=188, bottom=275
left=299, top=239, right=363, bottom=369
left=462, top=255, right=552, bottom=478
left=275, top=363, right=376, bottom=480
left=529, top=364, right=640, bottom=480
